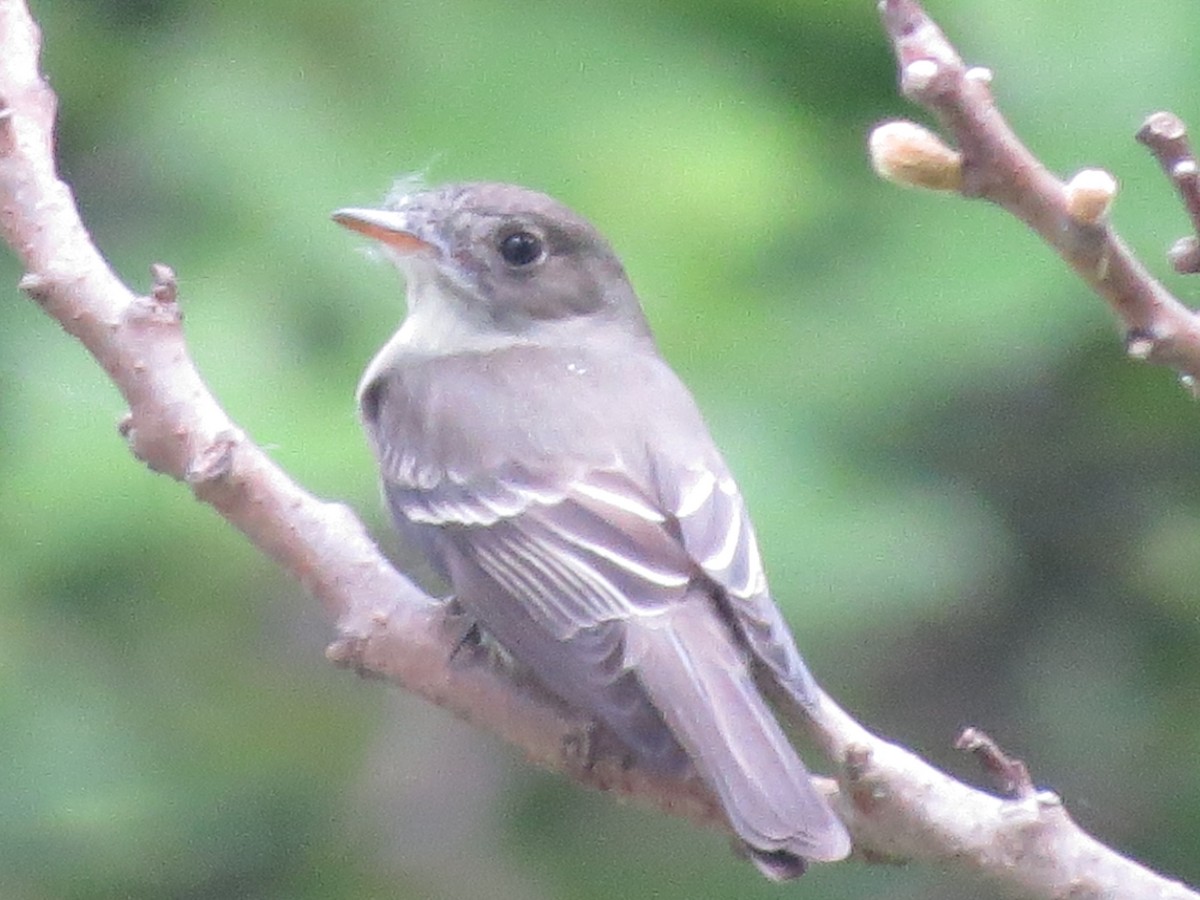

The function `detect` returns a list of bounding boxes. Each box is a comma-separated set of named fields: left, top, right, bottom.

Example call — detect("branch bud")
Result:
left=1064, top=168, right=1118, bottom=225
left=1125, top=328, right=1157, bottom=361
left=1168, top=236, right=1200, bottom=274
left=869, top=120, right=962, bottom=192
left=964, top=66, right=994, bottom=85
left=900, top=58, right=941, bottom=96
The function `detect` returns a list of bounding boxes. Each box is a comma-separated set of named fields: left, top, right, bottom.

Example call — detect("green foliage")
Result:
left=4, top=0, right=1200, bottom=895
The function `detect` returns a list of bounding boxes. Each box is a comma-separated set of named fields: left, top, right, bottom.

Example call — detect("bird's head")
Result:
left=334, top=181, right=651, bottom=352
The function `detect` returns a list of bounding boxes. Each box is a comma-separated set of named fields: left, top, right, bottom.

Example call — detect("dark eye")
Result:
left=498, top=229, right=545, bottom=267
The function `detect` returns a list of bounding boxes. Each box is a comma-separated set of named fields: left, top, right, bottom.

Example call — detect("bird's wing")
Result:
left=384, top=462, right=700, bottom=774
left=386, top=463, right=694, bottom=639
left=376, top=409, right=821, bottom=713
left=659, top=459, right=821, bottom=711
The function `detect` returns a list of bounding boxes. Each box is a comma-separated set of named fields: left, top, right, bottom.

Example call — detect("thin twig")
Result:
left=873, top=0, right=1200, bottom=383
left=955, top=727, right=1035, bottom=800
left=1136, top=111, right=1200, bottom=274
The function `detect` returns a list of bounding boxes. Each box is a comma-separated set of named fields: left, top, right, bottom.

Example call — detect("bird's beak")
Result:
left=331, top=207, right=437, bottom=255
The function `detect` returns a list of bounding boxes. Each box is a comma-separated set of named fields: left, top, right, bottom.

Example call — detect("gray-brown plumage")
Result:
left=334, top=181, right=850, bottom=878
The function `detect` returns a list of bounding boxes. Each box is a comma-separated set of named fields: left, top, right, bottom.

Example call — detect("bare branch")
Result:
left=871, top=0, right=1200, bottom=382
left=1136, top=112, right=1200, bottom=274
left=811, top=691, right=1196, bottom=898
left=2, top=0, right=1197, bottom=896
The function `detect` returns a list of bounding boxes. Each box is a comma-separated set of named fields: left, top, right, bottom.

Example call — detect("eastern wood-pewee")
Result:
left=334, top=181, right=850, bottom=878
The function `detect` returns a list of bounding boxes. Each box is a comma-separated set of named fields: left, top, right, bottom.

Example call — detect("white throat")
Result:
left=356, top=267, right=528, bottom=403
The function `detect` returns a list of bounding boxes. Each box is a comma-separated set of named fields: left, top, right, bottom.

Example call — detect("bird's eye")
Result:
left=498, top=229, right=545, bottom=267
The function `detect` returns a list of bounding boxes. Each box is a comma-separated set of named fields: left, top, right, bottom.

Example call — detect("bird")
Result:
left=333, top=180, right=850, bottom=878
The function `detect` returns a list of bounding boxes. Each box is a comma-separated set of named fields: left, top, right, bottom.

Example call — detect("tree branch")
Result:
left=870, top=0, right=1200, bottom=385
left=2, top=0, right=1196, bottom=895
left=1136, top=112, right=1200, bottom=275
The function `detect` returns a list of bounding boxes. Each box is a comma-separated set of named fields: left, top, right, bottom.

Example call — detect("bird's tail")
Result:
left=623, top=599, right=850, bottom=879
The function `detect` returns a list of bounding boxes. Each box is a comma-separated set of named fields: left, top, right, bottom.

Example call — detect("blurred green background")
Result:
left=3, top=0, right=1199, bottom=897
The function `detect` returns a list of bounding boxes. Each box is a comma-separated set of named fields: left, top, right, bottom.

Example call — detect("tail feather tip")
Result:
left=744, top=821, right=853, bottom=881
left=748, top=847, right=808, bottom=881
